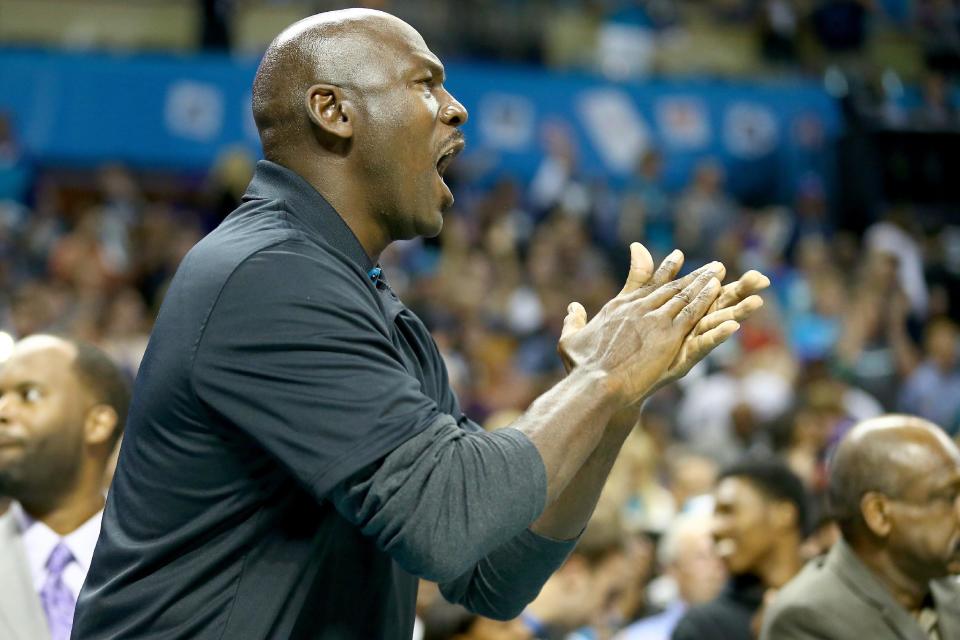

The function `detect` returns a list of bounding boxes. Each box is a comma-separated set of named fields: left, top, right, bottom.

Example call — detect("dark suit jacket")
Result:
left=761, top=538, right=960, bottom=639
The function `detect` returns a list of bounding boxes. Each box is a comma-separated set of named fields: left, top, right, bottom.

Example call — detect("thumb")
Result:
left=620, top=242, right=654, bottom=295
left=561, top=302, right=587, bottom=341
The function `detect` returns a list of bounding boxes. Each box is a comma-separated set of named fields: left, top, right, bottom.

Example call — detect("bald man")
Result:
left=0, top=335, right=129, bottom=640
left=761, top=415, right=960, bottom=639
left=73, top=9, right=765, bottom=640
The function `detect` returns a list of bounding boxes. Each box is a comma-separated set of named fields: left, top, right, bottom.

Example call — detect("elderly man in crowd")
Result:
left=615, top=510, right=726, bottom=640
left=0, top=335, right=129, bottom=640
left=761, top=415, right=960, bottom=639
left=672, top=458, right=807, bottom=640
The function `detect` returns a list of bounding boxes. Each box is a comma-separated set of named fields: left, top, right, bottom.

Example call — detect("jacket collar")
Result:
left=242, top=160, right=374, bottom=272
left=828, top=537, right=940, bottom=639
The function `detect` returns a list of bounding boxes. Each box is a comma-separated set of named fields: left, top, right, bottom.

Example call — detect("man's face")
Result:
left=0, top=338, right=90, bottom=504
left=885, top=447, right=960, bottom=580
left=672, top=526, right=727, bottom=604
left=350, top=20, right=467, bottom=241
left=712, top=477, right=778, bottom=575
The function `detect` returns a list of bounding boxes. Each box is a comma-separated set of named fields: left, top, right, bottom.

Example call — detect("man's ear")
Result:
left=860, top=492, right=892, bottom=538
left=84, top=404, right=119, bottom=448
left=305, top=84, right=353, bottom=150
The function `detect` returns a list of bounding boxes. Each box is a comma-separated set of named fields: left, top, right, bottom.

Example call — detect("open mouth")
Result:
left=436, top=138, right=465, bottom=178
left=714, top=538, right=737, bottom=558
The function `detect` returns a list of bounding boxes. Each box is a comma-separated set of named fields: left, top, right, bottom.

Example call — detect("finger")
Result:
left=619, top=242, right=655, bottom=295
left=648, top=249, right=685, bottom=287
left=696, top=295, right=764, bottom=334
left=560, top=302, right=587, bottom=342
left=636, top=261, right=722, bottom=308
left=660, top=272, right=718, bottom=320
left=715, top=270, right=770, bottom=310
left=686, top=320, right=740, bottom=361
left=673, top=276, right=722, bottom=326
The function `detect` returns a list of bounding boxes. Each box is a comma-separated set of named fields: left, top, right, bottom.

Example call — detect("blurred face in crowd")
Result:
left=457, top=617, right=531, bottom=640
left=0, top=336, right=91, bottom=505
left=669, top=454, right=718, bottom=510
left=865, top=250, right=899, bottom=292
left=671, top=521, right=727, bottom=604
left=712, top=477, right=782, bottom=575
left=348, top=16, right=468, bottom=242
left=879, top=434, right=960, bottom=580
left=925, top=320, right=958, bottom=371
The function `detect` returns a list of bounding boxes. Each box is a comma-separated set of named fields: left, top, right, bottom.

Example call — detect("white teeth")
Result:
left=715, top=539, right=737, bottom=556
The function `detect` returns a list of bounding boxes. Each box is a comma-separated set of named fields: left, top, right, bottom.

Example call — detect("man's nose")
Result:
left=440, top=95, right=468, bottom=127
left=0, top=392, right=16, bottom=422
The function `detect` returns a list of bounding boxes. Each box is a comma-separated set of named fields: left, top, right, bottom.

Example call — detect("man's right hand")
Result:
left=557, top=256, right=724, bottom=409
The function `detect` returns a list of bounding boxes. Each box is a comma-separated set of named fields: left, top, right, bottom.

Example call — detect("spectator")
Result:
left=912, top=71, right=960, bottom=128
left=615, top=511, right=726, bottom=640
left=836, top=248, right=920, bottom=406
left=758, top=0, right=800, bottom=63
left=454, top=617, right=533, bottom=640
left=676, top=346, right=795, bottom=465
left=0, top=335, right=130, bottom=640
left=618, top=150, right=672, bottom=259
left=662, top=449, right=718, bottom=515
left=522, top=509, right=645, bottom=639
left=672, top=458, right=808, bottom=640
left=761, top=414, right=960, bottom=638
left=898, top=317, right=960, bottom=435
left=674, top=160, right=738, bottom=266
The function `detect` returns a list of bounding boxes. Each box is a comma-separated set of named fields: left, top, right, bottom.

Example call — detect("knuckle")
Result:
left=696, top=288, right=715, bottom=302
left=657, top=260, right=676, bottom=274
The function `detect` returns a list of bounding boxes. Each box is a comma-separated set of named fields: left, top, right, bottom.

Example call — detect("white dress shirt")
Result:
left=10, top=501, right=103, bottom=600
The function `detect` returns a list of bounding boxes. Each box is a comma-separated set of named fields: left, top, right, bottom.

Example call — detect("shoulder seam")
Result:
left=187, top=203, right=302, bottom=413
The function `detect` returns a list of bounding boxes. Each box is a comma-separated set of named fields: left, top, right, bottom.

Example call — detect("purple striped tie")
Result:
left=40, top=542, right=76, bottom=640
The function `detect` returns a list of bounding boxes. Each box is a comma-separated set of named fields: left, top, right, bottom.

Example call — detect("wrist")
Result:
left=572, top=365, right=616, bottom=400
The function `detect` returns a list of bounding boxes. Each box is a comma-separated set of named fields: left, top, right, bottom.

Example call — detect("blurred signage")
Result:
left=0, top=50, right=841, bottom=201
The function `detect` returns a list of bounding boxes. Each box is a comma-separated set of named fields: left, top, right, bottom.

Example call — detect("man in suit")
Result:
left=761, top=414, right=960, bottom=639
left=0, top=335, right=129, bottom=640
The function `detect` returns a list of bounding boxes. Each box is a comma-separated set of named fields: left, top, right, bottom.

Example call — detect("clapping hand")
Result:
left=558, top=242, right=768, bottom=403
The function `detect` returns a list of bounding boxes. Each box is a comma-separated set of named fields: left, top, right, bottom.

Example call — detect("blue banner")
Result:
left=1, top=49, right=841, bottom=202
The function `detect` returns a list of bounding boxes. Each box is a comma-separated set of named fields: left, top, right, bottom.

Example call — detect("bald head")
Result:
left=252, top=9, right=426, bottom=160
left=250, top=9, right=468, bottom=258
left=829, top=414, right=960, bottom=540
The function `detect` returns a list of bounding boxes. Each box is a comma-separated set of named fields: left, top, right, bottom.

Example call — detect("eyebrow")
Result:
left=0, top=380, right=43, bottom=391
left=412, top=54, right=445, bottom=82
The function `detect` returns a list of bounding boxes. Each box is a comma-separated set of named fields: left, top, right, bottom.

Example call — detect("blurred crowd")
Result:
left=1, top=1, right=959, bottom=638
left=1, top=87, right=959, bottom=636
left=196, top=1, right=960, bottom=78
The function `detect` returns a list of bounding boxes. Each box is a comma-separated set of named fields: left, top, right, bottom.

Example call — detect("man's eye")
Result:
left=23, top=388, right=41, bottom=403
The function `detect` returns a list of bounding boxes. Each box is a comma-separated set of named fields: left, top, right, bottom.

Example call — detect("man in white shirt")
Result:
left=0, top=335, right=129, bottom=640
